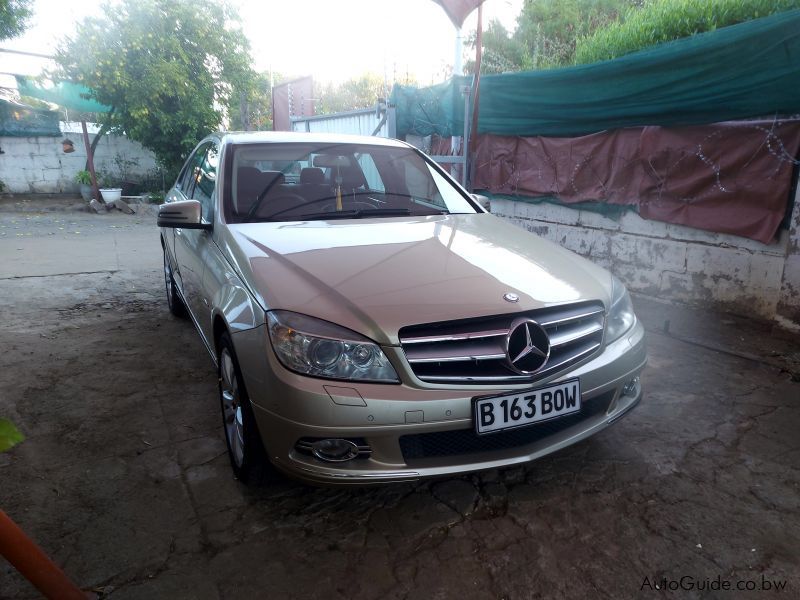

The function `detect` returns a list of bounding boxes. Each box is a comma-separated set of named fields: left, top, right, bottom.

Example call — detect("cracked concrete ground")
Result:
left=1, top=208, right=799, bottom=599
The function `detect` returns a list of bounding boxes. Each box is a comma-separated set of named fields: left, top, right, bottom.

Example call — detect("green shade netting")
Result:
left=15, top=77, right=111, bottom=114
left=0, top=99, right=60, bottom=136
left=391, top=9, right=800, bottom=138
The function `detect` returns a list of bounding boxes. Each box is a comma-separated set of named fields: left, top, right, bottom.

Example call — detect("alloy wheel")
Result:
left=220, top=348, right=245, bottom=468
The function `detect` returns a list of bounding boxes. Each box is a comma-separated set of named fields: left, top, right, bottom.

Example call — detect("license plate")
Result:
left=474, top=378, right=581, bottom=435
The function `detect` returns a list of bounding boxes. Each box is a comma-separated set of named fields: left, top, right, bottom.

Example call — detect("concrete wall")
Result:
left=490, top=182, right=800, bottom=330
left=0, top=127, right=158, bottom=194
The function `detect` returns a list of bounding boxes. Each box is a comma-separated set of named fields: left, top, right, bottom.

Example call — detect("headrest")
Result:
left=237, top=166, right=262, bottom=184
left=235, top=168, right=284, bottom=214
left=300, top=167, right=325, bottom=185
left=260, top=170, right=285, bottom=187
left=339, top=165, right=367, bottom=190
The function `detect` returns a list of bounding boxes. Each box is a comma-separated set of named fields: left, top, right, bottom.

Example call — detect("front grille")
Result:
left=399, top=390, right=613, bottom=462
left=399, top=301, right=605, bottom=385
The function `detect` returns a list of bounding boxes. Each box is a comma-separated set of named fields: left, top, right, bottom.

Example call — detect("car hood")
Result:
left=219, top=214, right=612, bottom=345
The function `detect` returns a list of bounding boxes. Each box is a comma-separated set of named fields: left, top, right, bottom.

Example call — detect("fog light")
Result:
left=622, top=376, right=640, bottom=397
left=311, top=438, right=360, bottom=462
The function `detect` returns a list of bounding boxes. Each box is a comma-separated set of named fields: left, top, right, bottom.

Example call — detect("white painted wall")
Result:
left=0, top=126, right=158, bottom=194
left=490, top=183, right=800, bottom=329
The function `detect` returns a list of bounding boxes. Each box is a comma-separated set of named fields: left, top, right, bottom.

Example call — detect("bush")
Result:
left=74, top=170, right=92, bottom=185
left=574, top=0, right=800, bottom=64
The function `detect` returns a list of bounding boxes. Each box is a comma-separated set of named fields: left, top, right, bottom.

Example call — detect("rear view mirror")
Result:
left=157, top=200, right=210, bottom=229
left=313, top=154, right=350, bottom=168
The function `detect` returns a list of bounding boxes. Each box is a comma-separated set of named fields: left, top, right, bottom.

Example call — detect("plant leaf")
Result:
left=0, top=419, right=24, bottom=452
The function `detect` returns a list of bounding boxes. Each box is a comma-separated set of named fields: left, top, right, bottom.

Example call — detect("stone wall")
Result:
left=0, top=127, right=158, bottom=194
left=490, top=180, right=800, bottom=330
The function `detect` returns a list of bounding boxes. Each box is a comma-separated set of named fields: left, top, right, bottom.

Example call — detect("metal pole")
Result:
left=469, top=4, right=483, bottom=155
left=0, top=510, right=91, bottom=599
left=452, top=24, right=464, bottom=181
left=387, top=104, right=397, bottom=140
left=453, top=25, right=463, bottom=77
left=462, top=88, right=470, bottom=188
left=467, top=4, right=484, bottom=191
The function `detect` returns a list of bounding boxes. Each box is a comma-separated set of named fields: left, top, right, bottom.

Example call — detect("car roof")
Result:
left=219, top=131, right=411, bottom=148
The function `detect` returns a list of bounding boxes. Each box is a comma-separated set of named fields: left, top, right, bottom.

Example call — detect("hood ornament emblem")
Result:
left=505, top=318, right=550, bottom=374
left=503, top=292, right=519, bottom=303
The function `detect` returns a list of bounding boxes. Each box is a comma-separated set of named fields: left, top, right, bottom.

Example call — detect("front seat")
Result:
left=236, top=168, right=286, bottom=217
left=235, top=166, right=264, bottom=216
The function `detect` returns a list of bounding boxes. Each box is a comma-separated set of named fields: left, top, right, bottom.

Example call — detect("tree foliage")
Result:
left=467, top=0, right=637, bottom=73
left=230, top=72, right=273, bottom=131
left=575, top=0, right=800, bottom=64
left=55, top=0, right=255, bottom=172
left=0, top=0, right=31, bottom=40
left=315, top=73, right=389, bottom=115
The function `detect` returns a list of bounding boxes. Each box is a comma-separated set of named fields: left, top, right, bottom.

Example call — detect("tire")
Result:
left=163, top=249, right=187, bottom=318
left=217, top=331, right=272, bottom=484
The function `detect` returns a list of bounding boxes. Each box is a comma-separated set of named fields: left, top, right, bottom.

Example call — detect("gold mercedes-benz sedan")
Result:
left=158, top=132, right=646, bottom=485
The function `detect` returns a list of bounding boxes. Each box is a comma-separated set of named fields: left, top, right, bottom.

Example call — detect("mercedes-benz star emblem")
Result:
left=503, top=292, right=519, bottom=303
left=505, top=318, right=550, bottom=374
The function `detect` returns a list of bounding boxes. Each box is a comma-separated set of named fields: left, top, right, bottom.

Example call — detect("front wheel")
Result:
left=218, top=331, right=272, bottom=484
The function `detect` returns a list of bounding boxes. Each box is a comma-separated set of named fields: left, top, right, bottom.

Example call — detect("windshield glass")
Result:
left=224, top=142, right=477, bottom=223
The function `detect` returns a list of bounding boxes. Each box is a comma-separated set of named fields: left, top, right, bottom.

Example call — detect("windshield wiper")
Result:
left=299, top=208, right=417, bottom=220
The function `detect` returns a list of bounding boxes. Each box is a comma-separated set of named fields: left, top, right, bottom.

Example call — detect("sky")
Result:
left=0, top=0, right=523, bottom=90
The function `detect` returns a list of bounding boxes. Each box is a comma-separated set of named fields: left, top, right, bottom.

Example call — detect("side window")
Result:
left=190, top=142, right=219, bottom=223
left=176, top=143, right=208, bottom=196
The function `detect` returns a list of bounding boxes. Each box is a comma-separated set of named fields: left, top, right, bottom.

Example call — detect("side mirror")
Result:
left=471, top=193, right=490, bottom=212
left=157, top=200, right=210, bottom=229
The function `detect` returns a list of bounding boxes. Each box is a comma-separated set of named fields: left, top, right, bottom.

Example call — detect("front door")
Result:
left=174, top=141, right=219, bottom=345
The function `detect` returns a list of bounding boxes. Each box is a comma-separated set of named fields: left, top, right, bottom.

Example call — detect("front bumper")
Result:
left=233, top=319, right=646, bottom=485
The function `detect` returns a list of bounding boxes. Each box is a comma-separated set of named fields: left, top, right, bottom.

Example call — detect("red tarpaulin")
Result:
left=472, top=120, right=800, bottom=243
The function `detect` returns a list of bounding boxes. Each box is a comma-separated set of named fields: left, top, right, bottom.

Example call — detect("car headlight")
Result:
left=606, top=276, right=636, bottom=343
left=267, top=310, right=399, bottom=383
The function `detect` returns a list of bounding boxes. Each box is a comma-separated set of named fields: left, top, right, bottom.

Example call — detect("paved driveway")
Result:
left=1, top=208, right=798, bottom=599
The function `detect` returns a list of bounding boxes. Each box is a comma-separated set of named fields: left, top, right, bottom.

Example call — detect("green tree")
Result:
left=466, top=19, right=532, bottom=74
left=55, top=0, right=255, bottom=173
left=316, top=73, right=389, bottom=115
left=467, top=0, right=637, bottom=73
left=230, top=72, right=274, bottom=131
left=0, top=0, right=32, bottom=40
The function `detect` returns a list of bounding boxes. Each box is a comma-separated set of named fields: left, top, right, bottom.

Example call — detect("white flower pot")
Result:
left=99, top=188, right=122, bottom=203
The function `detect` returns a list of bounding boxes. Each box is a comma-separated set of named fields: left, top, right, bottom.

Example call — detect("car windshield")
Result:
left=224, top=142, right=478, bottom=223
